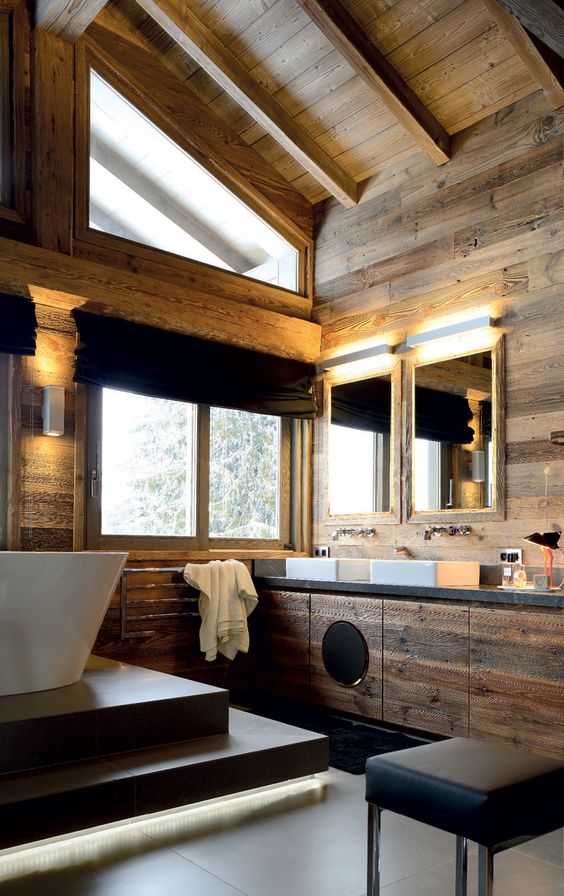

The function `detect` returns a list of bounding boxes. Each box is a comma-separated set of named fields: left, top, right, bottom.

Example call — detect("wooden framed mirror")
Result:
left=404, top=335, right=505, bottom=522
left=324, top=357, right=401, bottom=524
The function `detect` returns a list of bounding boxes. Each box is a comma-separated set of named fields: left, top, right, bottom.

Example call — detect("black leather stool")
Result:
left=365, top=737, right=564, bottom=896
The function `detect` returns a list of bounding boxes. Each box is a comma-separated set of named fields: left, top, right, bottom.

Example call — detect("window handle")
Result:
left=90, top=440, right=101, bottom=499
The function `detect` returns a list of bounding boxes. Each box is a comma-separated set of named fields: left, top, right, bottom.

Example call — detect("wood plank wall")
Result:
left=313, top=91, right=564, bottom=581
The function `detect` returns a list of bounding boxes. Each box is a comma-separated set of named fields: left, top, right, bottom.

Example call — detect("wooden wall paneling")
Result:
left=310, top=592, right=382, bottom=718
left=19, top=305, right=76, bottom=550
left=470, top=606, right=564, bottom=758
left=7, top=355, right=22, bottom=549
left=0, top=238, right=321, bottom=363
left=383, top=599, right=470, bottom=737
left=231, top=588, right=311, bottom=703
left=0, top=0, right=31, bottom=235
left=32, top=28, right=74, bottom=254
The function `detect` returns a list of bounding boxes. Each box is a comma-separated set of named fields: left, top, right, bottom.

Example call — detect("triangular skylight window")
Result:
left=89, top=71, right=298, bottom=291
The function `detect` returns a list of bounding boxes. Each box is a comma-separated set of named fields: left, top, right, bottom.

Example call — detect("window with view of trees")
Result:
left=87, top=387, right=287, bottom=548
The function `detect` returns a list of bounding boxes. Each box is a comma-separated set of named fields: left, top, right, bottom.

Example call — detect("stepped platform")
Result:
left=0, top=657, right=328, bottom=849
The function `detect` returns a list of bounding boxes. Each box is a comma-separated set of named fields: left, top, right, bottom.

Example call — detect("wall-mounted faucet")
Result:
left=419, top=525, right=472, bottom=541
left=331, top=527, right=376, bottom=541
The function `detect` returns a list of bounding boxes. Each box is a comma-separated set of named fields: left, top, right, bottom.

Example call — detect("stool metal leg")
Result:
left=478, top=845, right=494, bottom=896
left=455, top=836, right=468, bottom=896
left=367, top=803, right=381, bottom=896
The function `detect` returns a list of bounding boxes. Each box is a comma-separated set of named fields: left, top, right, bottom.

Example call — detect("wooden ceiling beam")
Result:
left=493, top=0, right=564, bottom=60
left=482, top=0, right=564, bottom=108
left=295, top=0, right=451, bottom=166
left=0, top=237, right=321, bottom=363
left=134, top=0, right=358, bottom=208
left=34, top=0, right=109, bottom=42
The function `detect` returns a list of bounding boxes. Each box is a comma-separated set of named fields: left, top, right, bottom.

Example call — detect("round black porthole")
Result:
left=321, top=621, right=369, bottom=687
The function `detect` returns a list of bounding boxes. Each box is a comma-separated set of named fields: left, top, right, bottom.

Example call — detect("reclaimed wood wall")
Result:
left=313, top=91, right=564, bottom=581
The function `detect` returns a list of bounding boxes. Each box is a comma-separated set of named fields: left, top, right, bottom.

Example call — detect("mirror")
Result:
left=328, top=367, right=398, bottom=518
left=410, top=342, right=503, bottom=517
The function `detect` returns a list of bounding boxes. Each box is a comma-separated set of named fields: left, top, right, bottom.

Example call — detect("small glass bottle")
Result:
left=513, top=562, right=527, bottom=588
left=501, top=552, right=516, bottom=586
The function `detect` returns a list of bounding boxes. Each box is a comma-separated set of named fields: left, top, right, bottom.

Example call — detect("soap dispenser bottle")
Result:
left=501, top=552, right=516, bottom=586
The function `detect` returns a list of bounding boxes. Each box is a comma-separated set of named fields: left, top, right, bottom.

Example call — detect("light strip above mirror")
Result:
left=319, top=342, right=393, bottom=372
left=405, top=315, right=495, bottom=348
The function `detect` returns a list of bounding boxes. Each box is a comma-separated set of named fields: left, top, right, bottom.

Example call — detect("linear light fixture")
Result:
left=320, top=342, right=393, bottom=371
left=406, top=315, right=495, bottom=347
left=42, top=386, right=65, bottom=436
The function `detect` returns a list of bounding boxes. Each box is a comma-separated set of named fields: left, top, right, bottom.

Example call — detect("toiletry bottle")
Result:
left=501, top=553, right=516, bottom=586
left=513, top=562, right=527, bottom=588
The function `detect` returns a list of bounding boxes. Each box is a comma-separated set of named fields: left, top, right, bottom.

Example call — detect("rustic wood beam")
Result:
left=482, top=0, right=564, bottom=108
left=0, top=237, right=321, bottom=363
left=295, top=0, right=451, bottom=166
left=493, top=0, right=564, bottom=60
left=34, top=0, right=109, bottom=42
left=134, top=0, right=358, bottom=208
left=32, top=29, right=74, bottom=253
left=83, top=25, right=314, bottom=245
left=90, top=135, right=254, bottom=272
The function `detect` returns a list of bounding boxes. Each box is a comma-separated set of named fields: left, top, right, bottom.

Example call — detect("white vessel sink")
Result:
left=370, top=560, right=480, bottom=588
left=286, top=557, right=371, bottom=582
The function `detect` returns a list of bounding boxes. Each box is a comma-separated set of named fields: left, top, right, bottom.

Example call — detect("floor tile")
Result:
left=0, top=830, right=246, bottom=896
left=514, top=828, right=563, bottom=867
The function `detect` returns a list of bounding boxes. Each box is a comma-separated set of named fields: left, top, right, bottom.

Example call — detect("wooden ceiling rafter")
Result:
left=34, top=0, right=110, bottom=41
left=134, top=0, right=359, bottom=208
left=481, top=0, right=564, bottom=109
left=294, top=0, right=451, bottom=166
left=493, top=0, right=564, bottom=60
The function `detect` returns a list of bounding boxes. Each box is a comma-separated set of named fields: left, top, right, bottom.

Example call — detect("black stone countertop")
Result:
left=254, top=577, right=564, bottom=609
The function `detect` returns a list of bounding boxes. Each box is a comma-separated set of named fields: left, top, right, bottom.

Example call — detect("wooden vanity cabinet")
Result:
left=383, top=600, right=470, bottom=737
left=470, top=606, right=564, bottom=758
left=310, top=593, right=382, bottom=718
left=232, top=588, right=310, bottom=702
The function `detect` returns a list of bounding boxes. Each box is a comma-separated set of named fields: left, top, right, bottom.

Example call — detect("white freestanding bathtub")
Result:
left=0, top=552, right=128, bottom=697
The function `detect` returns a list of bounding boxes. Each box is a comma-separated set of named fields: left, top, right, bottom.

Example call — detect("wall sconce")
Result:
left=319, top=342, right=393, bottom=371
left=405, top=315, right=495, bottom=347
left=471, top=450, right=486, bottom=483
left=42, top=386, right=65, bottom=436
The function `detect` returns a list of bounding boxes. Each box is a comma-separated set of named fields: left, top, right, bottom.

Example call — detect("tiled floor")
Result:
left=0, top=767, right=561, bottom=895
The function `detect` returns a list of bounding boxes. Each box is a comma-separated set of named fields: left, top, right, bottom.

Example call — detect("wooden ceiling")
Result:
left=37, top=0, right=564, bottom=211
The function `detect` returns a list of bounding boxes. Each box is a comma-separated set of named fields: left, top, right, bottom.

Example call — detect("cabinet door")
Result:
left=310, top=593, right=382, bottom=718
left=383, top=600, right=469, bottom=737
left=233, top=589, right=310, bottom=702
left=470, top=607, right=564, bottom=758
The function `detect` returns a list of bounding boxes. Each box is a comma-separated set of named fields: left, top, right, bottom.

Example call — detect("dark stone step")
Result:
left=0, top=656, right=229, bottom=773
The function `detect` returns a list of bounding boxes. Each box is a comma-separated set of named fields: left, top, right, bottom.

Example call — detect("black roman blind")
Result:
left=1, top=294, right=37, bottom=355
left=72, top=309, right=316, bottom=418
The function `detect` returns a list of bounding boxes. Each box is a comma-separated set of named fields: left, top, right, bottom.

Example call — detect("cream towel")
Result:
left=183, top=559, right=258, bottom=661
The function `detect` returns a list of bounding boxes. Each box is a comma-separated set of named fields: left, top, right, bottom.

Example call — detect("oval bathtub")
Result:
left=0, top=552, right=128, bottom=696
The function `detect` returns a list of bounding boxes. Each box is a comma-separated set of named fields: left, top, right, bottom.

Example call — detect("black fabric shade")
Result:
left=72, top=309, right=316, bottom=418
left=331, top=377, right=391, bottom=434
left=415, top=386, right=474, bottom=445
left=1, top=293, right=37, bottom=355
left=415, top=386, right=474, bottom=444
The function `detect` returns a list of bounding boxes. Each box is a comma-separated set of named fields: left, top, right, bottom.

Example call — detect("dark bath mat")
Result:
left=247, top=701, right=430, bottom=774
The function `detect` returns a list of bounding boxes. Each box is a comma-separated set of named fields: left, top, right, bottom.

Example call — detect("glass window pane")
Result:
left=101, top=388, right=196, bottom=536
left=329, top=425, right=375, bottom=515
left=89, top=71, right=299, bottom=291
left=209, top=408, right=280, bottom=539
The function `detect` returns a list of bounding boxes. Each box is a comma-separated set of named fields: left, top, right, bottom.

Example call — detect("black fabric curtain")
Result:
left=72, top=309, right=316, bottom=418
left=1, top=293, right=37, bottom=355
left=331, top=378, right=391, bottom=434
left=415, top=386, right=474, bottom=444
